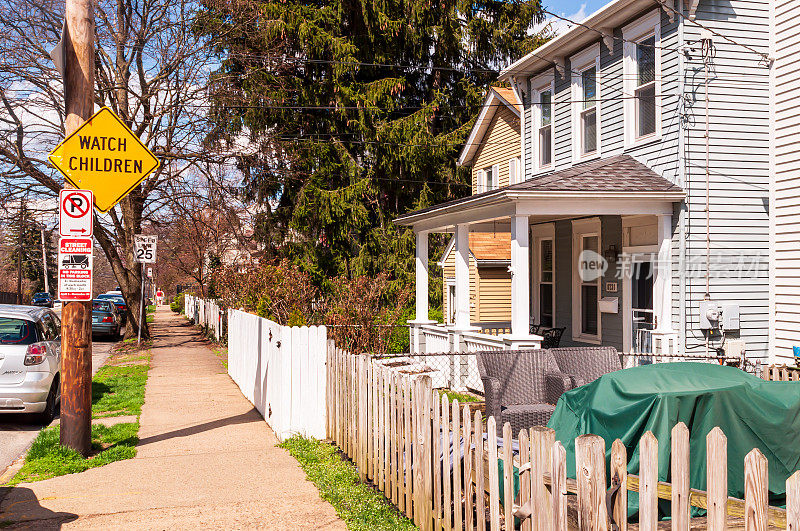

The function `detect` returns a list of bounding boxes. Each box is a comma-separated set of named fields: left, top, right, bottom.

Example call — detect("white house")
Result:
left=399, top=0, right=773, bottom=365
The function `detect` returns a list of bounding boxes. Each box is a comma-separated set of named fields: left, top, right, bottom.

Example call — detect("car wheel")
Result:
left=36, top=379, right=60, bottom=425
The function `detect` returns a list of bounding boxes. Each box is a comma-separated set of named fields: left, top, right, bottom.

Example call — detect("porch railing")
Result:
left=462, top=330, right=504, bottom=352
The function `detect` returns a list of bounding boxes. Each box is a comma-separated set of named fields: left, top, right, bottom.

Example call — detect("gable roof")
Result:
left=439, top=232, right=511, bottom=267
left=458, top=87, right=521, bottom=167
left=396, top=155, right=683, bottom=226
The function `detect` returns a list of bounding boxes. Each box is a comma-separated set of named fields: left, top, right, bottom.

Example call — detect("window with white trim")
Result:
left=571, top=45, right=601, bottom=162
left=539, top=90, right=553, bottom=167
left=580, top=67, right=598, bottom=156
left=508, top=157, right=520, bottom=184
left=476, top=165, right=498, bottom=193
left=623, top=11, right=661, bottom=147
left=532, top=73, right=555, bottom=173
left=572, top=218, right=602, bottom=343
left=532, top=223, right=555, bottom=328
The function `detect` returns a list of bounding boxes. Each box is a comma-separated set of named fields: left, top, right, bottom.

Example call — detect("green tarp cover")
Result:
left=547, top=362, right=800, bottom=518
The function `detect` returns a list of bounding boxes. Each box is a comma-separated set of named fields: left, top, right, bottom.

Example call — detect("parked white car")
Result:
left=0, top=305, right=61, bottom=423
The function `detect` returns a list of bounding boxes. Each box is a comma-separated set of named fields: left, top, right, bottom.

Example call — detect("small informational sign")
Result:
left=48, top=107, right=160, bottom=213
left=605, top=281, right=618, bottom=293
left=59, top=189, right=94, bottom=237
left=58, top=237, right=93, bottom=301
left=147, top=267, right=153, bottom=278
left=133, top=234, right=157, bottom=263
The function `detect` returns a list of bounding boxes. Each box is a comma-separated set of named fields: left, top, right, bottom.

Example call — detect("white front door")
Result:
left=622, top=246, right=658, bottom=354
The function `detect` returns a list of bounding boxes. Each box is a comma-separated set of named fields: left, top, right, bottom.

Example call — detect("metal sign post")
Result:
left=133, top=234, right=157, bottom=346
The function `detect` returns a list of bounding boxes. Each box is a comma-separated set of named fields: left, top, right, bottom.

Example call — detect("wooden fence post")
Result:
left=610, top=439, right=627, bottom=531
left=518, top=429, right=531, bottom=531
left=671, top=422, right=690, bottom=531
left=502, top=423, right=514, bottom=531
left=707, top=427, right=728, bottom=531
left=487, top=417, right=500, bottom=531
left=463, top=405, right=474, bottom=531
left=787, top=470, right=800, bottom=531
left=422, top=376, right=433, bottom=531
left=442, top=395, right=452, bottom=531
left=384, top=367, right=391, bottom=498
left=744, top=448, right=768, bottom=531
left=639, top=431, right=658, bottom=531
left=474, top=410, right=486, bottom=531
left=391, top=372, right=399, bottom=506
left=552, top=440, right=568, bottom=531
left=404, top=376, right=413, bottom=517
left=452, top=399, right=463, bottom=531
left=575, top=434, right=608, bottom=531
left=530, top=426, right=555, bottom=531
left=434, top=391, right=442, bottom=530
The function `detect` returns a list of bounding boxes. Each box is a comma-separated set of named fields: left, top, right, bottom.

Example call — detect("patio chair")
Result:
left=475, top=349, right=575, bottom=434
left=549, top=346, right=622, bottom=388
left=541, top=327, right=566, bottom=348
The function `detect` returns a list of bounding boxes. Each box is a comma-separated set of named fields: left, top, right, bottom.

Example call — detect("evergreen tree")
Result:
left=196, top=0, right=547, bottom=306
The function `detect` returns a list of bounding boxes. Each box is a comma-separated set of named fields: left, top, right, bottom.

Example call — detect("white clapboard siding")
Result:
left=773, top=0, right=800, bottom=361
left=227, top=309, right=327, bottom=440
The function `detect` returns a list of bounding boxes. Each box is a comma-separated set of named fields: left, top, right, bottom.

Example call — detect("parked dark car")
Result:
left=96, top=293, right=127, bottom=324
left=30, top=293, right=53, bottom=308
left=91, top=300, right=120, bottom=338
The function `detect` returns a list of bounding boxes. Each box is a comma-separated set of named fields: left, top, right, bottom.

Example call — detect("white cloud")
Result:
left=534, top=3, right=588, bottom=36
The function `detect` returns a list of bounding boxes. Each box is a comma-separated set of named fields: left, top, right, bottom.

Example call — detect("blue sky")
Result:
left=539, top=1, right=611, bottom=34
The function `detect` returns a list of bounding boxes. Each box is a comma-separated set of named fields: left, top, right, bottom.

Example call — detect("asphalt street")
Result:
left=0, top=338, right=115, bottom=476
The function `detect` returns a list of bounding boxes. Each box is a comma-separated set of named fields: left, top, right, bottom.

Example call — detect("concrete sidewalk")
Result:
left=0, top=307, right=345, bottom=530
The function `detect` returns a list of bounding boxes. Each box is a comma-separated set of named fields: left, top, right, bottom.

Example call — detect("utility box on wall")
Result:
left=699, top=300, right=720, bottom=330
left=721, top=304, right=740, bottom=331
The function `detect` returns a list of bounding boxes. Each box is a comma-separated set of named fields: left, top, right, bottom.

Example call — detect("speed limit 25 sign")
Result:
left=133, top=234, right=157, bottom=263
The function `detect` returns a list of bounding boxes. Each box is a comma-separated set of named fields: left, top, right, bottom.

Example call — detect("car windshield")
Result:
left=92, top=301, right=112, bottom=312
left=0, top=317, right=38, bottom=345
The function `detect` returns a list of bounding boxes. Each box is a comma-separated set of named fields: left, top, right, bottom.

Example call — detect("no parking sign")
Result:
left=59, top=189, right=93, bottom=237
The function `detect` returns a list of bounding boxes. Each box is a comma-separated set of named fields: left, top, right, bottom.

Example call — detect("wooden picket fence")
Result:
left=327, top=348, right=800, bottom=530
left=762, top=364, right=800, bottom=381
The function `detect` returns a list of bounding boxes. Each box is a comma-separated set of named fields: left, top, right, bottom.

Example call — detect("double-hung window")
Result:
left=532, top=224, right=555, bottom=329
left=539, top=91, right=553, bottom=167
left=580, top=68, right=598, bottom=155
left=623, top=11, right=661, bottom=147
left=572, top=218, right=602, bottom=343
left=533, top=73, right=555, bottom=173
left=476, top=165, right=498, bottom=193
left=571, top=45, right=601, bottom=162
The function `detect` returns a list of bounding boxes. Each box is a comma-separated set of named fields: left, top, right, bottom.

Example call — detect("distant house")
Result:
left=400, top=0, right=773, bottom=362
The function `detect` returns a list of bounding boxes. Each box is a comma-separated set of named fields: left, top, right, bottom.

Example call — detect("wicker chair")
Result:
left=541, top=327, right=566, bottom=348
left=549, top=346, right=622, bottom=388
left=475, top=349, right=575, bottom=434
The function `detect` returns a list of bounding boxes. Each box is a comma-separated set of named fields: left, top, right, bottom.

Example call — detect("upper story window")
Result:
left=580, top=67, right=598, bottom=155
left=477, top=164, right=499, bottom=193
left=532, top=72, right=555, bottom=173
left=571, top=44, right=601, bottom=162
left=539, top=90, right=553, bottom=167
left=508, top=157, right=520, bottom=183
left=623, top=11, right=661, bottom=147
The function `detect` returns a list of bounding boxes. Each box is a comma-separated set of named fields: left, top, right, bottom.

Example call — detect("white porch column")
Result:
left=415, top=231, right=429, bottom=322
left=454, top=223, right=471, bottom=330
left=654, top=214, right=673, bottom=331
left=510, top=214, right=531, bottom=336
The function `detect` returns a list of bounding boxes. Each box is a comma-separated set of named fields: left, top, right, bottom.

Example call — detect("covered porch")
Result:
left=397, top=155, right=685, bottom=356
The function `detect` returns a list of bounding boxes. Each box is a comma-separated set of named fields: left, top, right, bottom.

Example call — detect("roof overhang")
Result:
left=458, top=89, right=521, bottom=167
left=395, top=189, right=685, bottom=233
left=499, top=0, right=659, bottom=82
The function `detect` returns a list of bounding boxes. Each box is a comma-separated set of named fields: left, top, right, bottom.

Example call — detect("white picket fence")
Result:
left=226, top=309, right=328, bottom=441
left=184, top=295, right=223, bottom=340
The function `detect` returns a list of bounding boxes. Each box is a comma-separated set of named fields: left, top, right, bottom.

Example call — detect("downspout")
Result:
left=678, top=0, right=687, bottom=355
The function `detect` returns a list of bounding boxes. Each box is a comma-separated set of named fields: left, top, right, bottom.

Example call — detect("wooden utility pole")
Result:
left=60, top=0, right=95, bottom=456
left=16, top=203, right=23, bottom=305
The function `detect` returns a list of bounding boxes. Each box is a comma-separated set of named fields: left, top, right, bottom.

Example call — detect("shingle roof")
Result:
left=469, top=233, right=510, bottom=261
left=491, top=87, right=522, bottom=114
left=396, top=155, right=682, bottom=223
left=512, top=155, right=681, bottom=193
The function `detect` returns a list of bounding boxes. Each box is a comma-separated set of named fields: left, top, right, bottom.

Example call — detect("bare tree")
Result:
left=0, top=0, right=235, bottom=337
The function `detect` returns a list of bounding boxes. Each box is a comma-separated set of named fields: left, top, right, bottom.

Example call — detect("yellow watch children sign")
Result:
left=49, top=107, right=160, bottom=212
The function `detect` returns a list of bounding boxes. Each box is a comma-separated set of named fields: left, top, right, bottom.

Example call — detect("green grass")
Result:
left=8, top=423, right=138, bottom=485
left=92, top=363, right=149, bottom=418
left=438, top=389, right=481, bottom=403
left=280, top=436, right=415, bottom=531
left=146, top=304, right=155, bottom=314
left=146, top=315, right=154, bottom=323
